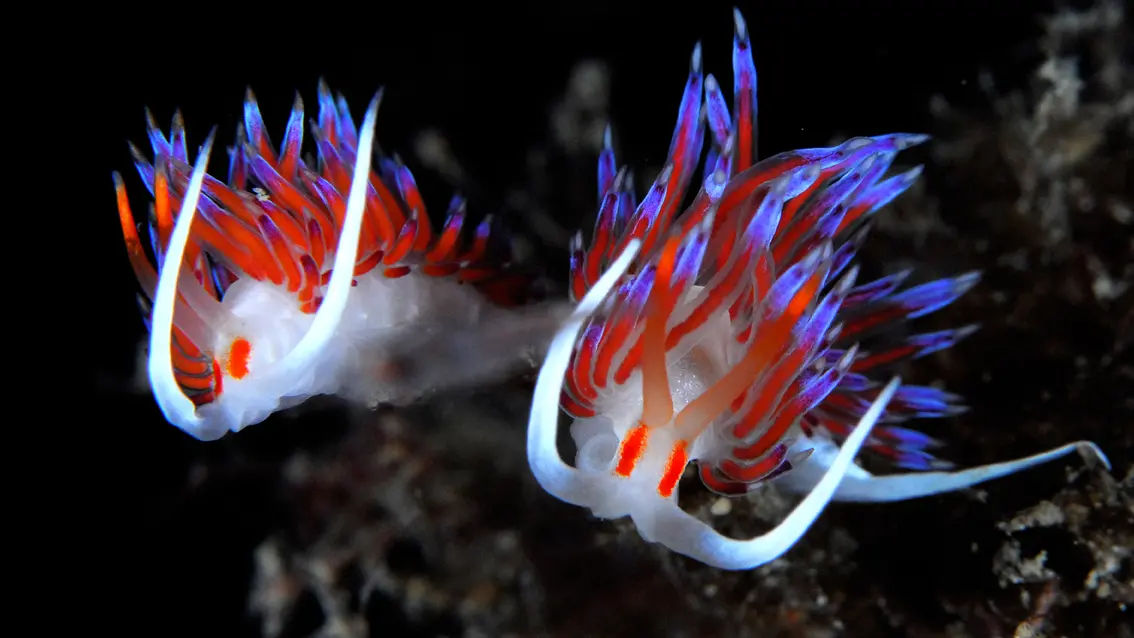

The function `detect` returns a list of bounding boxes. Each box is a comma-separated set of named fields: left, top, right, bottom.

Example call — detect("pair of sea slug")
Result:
left=113, top=10, right=1108, bottom=570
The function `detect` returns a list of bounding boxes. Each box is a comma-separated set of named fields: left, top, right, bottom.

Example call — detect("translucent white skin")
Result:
left=192, top=270, right=489, bottom=434
left=527, top=241, right=1112, bottom=570
left=148, top=94, right=494, bottom=441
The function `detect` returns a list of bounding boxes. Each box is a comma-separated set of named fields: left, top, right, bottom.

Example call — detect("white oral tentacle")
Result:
left=641, top=376, right=901, bottom=570
left=148, top=129, right=219, bottom=439
left=527, top=239, right=642, bottom=506
left=266, top=90, right=384, bottom=390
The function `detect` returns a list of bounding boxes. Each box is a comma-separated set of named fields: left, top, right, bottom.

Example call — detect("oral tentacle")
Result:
left=147, top=128, right=221, bottom=440
left=266, top=90, right=384, bottom=388
left=528, top=241, right=643, bottom=506
left=637, top=378, right=901, bottom=570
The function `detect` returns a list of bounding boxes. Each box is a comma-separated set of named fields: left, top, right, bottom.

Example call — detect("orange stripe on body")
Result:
left=656, top=440, right=688, bottom=498
left=614, top=423, right=650, bottom=477
left=225, top=337, right=252, bottom=379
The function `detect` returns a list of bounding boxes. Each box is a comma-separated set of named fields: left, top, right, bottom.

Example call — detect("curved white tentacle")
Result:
left=636, top=377, right=901, bottom=570
left=775, top=439, right=1111, bottom=503
left=527, top=239, right=642, bottom=505
left=147, top=129, right=224, bottom=440
left=267, top=90, right=384, bottom=388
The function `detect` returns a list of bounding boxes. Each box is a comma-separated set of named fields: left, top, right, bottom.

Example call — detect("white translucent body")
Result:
left=568, top=289, right=733, bottom=519
left=192, top=270, right=488, bottom=437
left=527, top=241, right=1111, bottom=570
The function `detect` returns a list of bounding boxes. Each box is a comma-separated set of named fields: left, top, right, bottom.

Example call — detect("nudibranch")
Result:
left=115, top=84, right=521, bottom=441
left=526, top=10, right=1110, bottom=570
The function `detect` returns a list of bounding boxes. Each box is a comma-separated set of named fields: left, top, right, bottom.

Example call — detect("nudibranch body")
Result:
left=116, top=85, right=520, bottom=441
left=527, top=10, right=1110, bottom=570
